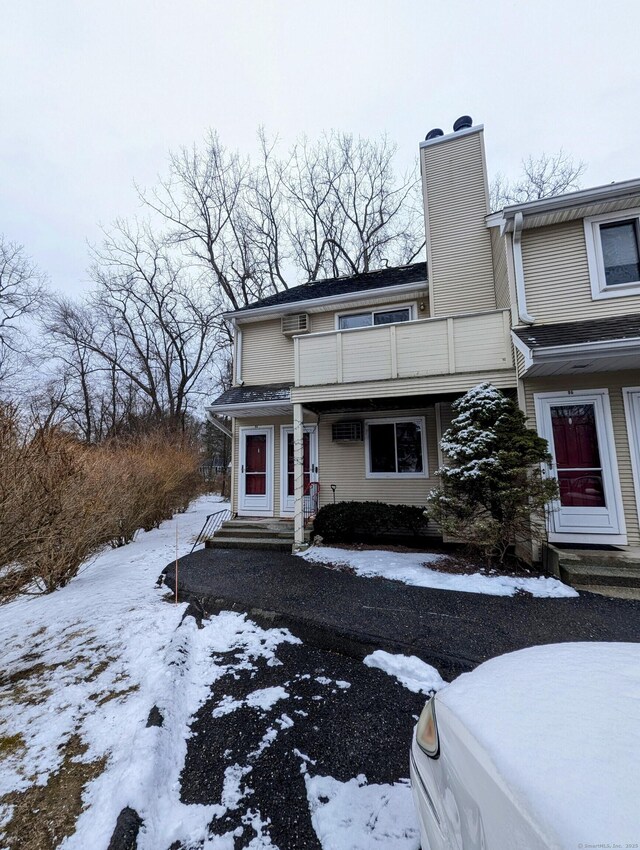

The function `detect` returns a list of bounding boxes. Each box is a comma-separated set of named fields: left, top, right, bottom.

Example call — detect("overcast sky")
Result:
left=2, top=0, right=639, bottom=294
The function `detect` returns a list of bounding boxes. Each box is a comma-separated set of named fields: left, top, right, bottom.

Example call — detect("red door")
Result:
left=287, top=431, right=310, bottom=497
left=550, top=404, right=606, bottom=507
left=240, top=428, right=272, bottom=514
left=245, top=433, right=267, bottom=495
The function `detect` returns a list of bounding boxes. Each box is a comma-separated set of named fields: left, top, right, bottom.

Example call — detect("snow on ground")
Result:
left=364, top=651, right=446, bottom=694
left=299, top=546, right=578, bottom=598
left=304, top=773, right=420, bottom=850
left=0, top=495, right=301, bottom=849
left=0, top=497, right=424, bottom=850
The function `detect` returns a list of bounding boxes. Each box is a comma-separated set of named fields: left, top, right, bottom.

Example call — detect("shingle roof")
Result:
left=210, top=383, right=292, bottom=406
left=513, top=314, right=640, bottom=349
left=232, top=262, right=427, bottom=313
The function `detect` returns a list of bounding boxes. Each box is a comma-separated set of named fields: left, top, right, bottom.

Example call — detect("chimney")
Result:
left=420, top=117, right=495, bottom=317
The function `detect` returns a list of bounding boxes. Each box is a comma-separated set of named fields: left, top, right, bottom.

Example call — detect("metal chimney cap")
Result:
left=425, top=128, right=444, bottom=141
left=453, top=115, right=473, bottom=132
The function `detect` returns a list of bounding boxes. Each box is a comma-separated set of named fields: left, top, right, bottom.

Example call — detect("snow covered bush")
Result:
left=0, top=410, right=202, bottom=600
left=313, top=501, right=429, bottom=544
left=427, top=383, right=558, bottom=565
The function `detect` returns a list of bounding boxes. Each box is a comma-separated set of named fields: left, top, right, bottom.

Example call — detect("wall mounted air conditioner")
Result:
left=332, top=420, right=363, bottom=442
left=281, top=313, right=310, bottom=335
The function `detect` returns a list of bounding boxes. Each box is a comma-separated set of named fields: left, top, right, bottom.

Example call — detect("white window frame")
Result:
left=364, top=416, right=428, bottom=479
left=584, top=208, right=640, bottom=300
left=335, top=302, right=416, bottom=331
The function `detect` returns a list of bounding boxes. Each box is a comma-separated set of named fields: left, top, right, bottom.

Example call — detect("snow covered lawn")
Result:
left=0, top=496, right=431, bottom=850
left=299, top=546, right=578, bottom=598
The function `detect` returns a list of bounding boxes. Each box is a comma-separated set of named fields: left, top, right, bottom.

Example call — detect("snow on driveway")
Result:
left=299, top=546, right=578, bottom=598
left=0, top=496, right=424, bottom=850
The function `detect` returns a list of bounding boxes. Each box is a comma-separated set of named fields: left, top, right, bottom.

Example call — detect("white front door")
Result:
left=280, top=426, right=318, bottom=515
left=535, top=390, right=626, bottom=543
left=623, top=387, right=640, bottom=529
left=239, top=427, right=274, bottom=516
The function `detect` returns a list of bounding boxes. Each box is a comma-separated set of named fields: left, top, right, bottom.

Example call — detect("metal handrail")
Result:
left=303, top=482, right=320, bottom=527
left=191, top=507, right=231, bottom=552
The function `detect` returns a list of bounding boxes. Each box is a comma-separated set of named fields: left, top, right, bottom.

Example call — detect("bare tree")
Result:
left=46, top=222, right=225, bottom=433
left=490, top=149, right=586, bottom=211
left=0, top=236, right=47, bottom=382
left=141, top=128, right=425, bottom=310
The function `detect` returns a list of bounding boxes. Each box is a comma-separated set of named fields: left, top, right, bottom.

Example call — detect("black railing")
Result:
left=303, top=482, right=320, bottom=527
left=191, top=508, right=231, bottom=552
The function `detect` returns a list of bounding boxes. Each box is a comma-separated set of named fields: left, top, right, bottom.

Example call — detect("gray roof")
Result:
left=210, top=383, right=292, bottom=407
left=513, top=314, right=640, bottom=349
left=232, top=262, right=427, bottom=314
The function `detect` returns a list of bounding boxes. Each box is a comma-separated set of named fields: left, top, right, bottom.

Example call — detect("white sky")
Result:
left=2, top=0, right=639, bottom=294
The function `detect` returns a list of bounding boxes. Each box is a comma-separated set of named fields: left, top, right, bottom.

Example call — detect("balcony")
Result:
left=293, top=309, right=514, bottom=393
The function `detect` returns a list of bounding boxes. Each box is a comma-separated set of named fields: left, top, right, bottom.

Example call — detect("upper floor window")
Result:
left=337, top=305, right=413, bottom=330
left=585, top=210, right=640, bottom=300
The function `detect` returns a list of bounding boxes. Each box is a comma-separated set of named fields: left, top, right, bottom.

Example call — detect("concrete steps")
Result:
left=205, top=536, right=293, bottom=552
left=544, top=543, right=640, bottom=598
left=204, top=518, right=301, bottom=552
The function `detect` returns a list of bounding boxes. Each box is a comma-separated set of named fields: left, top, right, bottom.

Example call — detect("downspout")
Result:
left=512, top=212, right=535, bottom=325
left=234, top=321, right=244, bottom=385
left=205, top=410, right=232, bottom=439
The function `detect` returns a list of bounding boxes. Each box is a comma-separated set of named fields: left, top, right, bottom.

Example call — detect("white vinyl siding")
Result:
left=421, top=129, right=496, bottom=317
left=291, top=368, right=517, bottom=404
left=521, top=220, right=640, bottom=323
left=316, top=407, right=440, bottom=515
left=491, top=227, right=511, bottom=309
left=241, top=318, right=295, bottom=384
left=237, top=288, right=429, bottom=384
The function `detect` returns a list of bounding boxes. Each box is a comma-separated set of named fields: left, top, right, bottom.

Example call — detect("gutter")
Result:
left=512, top=212, right=535, bottom=325
left=495, top=176, right=640, bottom=230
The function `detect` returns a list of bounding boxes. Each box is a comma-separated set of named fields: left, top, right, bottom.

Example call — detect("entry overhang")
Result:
left=512, top=315, right=640, bottom=377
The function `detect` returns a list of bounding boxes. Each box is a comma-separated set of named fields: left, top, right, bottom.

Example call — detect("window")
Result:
left=338, top=305, right=412, bottom=330
left=585, top=210, right=640, bottom=299
left=365, top=417, right=427, bottom=478
left=600, top=221, right=640, bottom=286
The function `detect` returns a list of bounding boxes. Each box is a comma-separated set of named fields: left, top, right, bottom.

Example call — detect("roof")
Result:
left=512, top=314, right=640, bottom=350
left=487, top=177, right=640, bottom=232
left=209, top=383, right=292, bottom=407
left=227, top=262, right=427, bottom=317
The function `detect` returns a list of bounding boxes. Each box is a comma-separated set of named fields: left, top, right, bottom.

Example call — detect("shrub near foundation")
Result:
left=313, top=501, right=429, bottom=545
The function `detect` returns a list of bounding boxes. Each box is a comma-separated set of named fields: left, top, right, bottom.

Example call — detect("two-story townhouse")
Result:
left=208, top=121, right=516, bottom=548
left=209, top=116, right=640, bottom=566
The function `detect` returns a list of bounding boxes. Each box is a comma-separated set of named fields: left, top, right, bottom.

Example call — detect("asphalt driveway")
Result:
left=165, top=546, right=640, bottom=681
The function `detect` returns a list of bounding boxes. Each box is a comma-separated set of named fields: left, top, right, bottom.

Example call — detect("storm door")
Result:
left=239, top=427, right=273, bottom=515
left=535, top=391, right=625, bottom=541
left=280, top=426, right=317, bottom=515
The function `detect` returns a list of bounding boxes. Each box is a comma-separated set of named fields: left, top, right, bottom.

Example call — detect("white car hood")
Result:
left=437, top=642, right=640, bottom=847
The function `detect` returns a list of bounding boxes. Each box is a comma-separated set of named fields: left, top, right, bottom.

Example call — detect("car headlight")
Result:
left=416, top=696, right=440, bottom=759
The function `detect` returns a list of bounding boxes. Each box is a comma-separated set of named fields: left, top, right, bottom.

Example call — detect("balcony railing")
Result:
left=294, top=309, right=513, bottom=387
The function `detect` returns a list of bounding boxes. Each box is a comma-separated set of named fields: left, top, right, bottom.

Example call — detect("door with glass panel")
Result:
left=535, top=391, right=625, bottom=540
left=280, top=426, right=317, bottom=514
left=239, top=427, right=273, bottom=515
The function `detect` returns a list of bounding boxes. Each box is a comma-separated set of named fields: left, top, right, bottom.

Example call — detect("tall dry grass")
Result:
left=0, top=408, right=202, bottom=602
